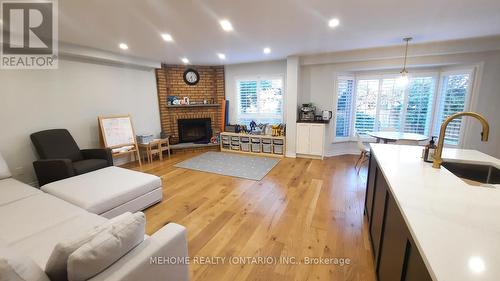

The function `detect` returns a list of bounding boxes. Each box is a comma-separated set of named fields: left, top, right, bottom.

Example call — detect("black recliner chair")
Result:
left=31, top=129, right=113, bottom=186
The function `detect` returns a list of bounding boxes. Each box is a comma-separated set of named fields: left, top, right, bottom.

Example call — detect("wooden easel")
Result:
left=98, top=115, right=142, bottom=166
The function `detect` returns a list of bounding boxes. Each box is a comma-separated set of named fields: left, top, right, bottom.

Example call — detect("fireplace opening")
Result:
left=178, top=118, right=212, bottom=144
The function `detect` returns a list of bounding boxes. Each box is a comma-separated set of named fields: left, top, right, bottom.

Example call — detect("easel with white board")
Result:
left=98, top=115, right=141, bottom=166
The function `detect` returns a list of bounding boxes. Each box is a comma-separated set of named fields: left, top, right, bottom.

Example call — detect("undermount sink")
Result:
left=442, top=161, right=500, bottom=186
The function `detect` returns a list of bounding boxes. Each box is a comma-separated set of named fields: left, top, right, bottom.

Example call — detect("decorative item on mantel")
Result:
left=167, top=95, right=179, bottom=105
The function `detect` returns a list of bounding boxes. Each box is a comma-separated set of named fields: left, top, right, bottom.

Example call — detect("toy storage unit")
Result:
left=220, top=132, right=285, bottom=158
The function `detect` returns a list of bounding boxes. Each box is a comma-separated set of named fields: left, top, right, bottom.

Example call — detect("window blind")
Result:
left=237, top=77, right=283, bottom=125
left=335, top=78, right=354, bottom=137
left=378, top=78, right=405, bottom=131
left=258, top=78, right=283, bottom=115
left=404, top=77, right=435, bottom=135
left=437, top=74, right=470, bottom=145
left=354, top=79, right=379, bottom=135
left=238, top=80, right=258, bottom=115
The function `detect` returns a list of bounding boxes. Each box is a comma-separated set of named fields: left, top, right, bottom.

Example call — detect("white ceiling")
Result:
left=58, top=0, right=500, bottom=65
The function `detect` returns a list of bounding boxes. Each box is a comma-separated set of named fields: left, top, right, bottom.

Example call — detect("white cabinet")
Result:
left=296, top=123, right=326, bottom=159
left=296, top=123, right=311, bottom=154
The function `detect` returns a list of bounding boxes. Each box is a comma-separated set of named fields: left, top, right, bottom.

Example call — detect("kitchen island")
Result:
left=365, top=144, right=500, bottom=281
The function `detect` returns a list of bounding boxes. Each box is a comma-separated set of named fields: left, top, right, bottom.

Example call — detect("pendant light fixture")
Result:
left=397, top=37, right=412, bottom=87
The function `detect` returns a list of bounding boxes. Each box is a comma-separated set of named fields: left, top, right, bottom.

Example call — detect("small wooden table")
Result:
left=138, top=138, right=170, bottom=163
left=367, top=131, right=428, bottom=144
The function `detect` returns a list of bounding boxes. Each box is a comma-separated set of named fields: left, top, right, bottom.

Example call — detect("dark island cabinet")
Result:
left=365, top=154, right=433, bottom=281
left=365, top=152, right=378, bottom=221
left=369, top=169, right=388, bottom=263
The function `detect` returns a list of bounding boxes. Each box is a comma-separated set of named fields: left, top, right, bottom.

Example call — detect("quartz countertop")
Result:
left=370, top=144, right=500, bottom=281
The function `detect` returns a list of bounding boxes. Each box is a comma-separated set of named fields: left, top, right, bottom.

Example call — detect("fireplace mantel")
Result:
left=166, top=104, right=220, bottom=108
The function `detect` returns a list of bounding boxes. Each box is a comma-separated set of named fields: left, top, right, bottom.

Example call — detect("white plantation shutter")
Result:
left=404, top=77, right=436, bottom=135
left=354, top=79, right=379, bottom=135
left=436, top=73, right=471, bottom=145
left=335, top=70, right=472, bottom=143
left=378, top=78, right=405, bottom=131
left=237, top=77, right=283, bottom=125
left=258, top=78, right=283, bottom=116
left=335, top=78, right=354, bottom=138
left=238, top=80, right=258, bottom=114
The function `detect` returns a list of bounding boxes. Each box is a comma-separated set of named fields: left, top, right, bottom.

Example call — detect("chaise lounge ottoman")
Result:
left=41, top=166, right=162, bottom=218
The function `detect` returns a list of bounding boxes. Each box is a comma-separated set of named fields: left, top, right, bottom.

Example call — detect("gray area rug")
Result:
left=174, top=152, right=280, bottom=180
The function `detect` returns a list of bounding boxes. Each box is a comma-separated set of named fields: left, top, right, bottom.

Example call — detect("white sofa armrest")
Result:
left=89, top=223, right=189, bottom=281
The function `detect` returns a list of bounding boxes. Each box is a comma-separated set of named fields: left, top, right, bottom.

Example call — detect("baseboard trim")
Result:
left=296, top=153, right=324, bottom=160
left=325, top=150, right=360, bottom=157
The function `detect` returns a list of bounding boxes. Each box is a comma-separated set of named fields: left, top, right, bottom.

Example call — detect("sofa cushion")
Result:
left=9, top=213, right=107, bottom=271
left=41, top=167, right=162, bottom=215
left=0, top=194, right=85, bottom=244
left=0, top=178, right=41, bottom=206
left=67, top=213, right=145, bottom=281
left=0, top=152, right=12, bottom=180
left=72, top=159, right=109, bottom=175
left=0, top=246, right=50, bottom=281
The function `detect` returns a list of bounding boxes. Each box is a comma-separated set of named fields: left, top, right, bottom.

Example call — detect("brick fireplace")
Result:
left=155, top=64, right=225, bottom=144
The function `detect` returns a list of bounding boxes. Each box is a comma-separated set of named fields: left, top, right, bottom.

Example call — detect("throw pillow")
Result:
left=67, top=212, right=145, bottom=281
left=44, top=227, right=106, bottom=281
left=44, top=212, right=133, bottom=281
left=0, top=152, right=12, bottom=180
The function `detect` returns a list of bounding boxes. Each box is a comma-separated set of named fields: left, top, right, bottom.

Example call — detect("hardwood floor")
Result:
left=124, top=151, right=376, bottom=281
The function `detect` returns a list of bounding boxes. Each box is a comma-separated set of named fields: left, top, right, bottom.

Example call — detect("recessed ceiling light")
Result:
left=263, top=47, right=271, bottom=54
left=217, top=53, right=226, bottom=60
left=328, top=18, right=340, bottom=28
left=119, top=43, right=128, bottom=50
left=161, top=33, right=173, bottom=42
left=468, top=256, right=485, bottom=274
left=181, top=57, right=189, bottom=64
left=219, top=19, right=233, bottom=32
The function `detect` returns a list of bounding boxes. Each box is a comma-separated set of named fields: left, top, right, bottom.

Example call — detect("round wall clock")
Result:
left=183, top=68, right=199, bottom=86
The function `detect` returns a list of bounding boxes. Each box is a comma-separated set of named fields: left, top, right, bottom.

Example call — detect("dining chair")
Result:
left=355, top=132, right=370, bottom=174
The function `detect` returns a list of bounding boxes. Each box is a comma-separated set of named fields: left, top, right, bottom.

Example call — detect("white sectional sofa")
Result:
left=0, top=155, right=189, bottom=281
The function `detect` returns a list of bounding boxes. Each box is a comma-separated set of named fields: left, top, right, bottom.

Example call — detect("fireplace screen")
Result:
left=177, top=118, right=212, bottom=143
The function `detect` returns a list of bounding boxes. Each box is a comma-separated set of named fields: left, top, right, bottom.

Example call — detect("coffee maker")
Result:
left=299, top=104, right=316, bottom=121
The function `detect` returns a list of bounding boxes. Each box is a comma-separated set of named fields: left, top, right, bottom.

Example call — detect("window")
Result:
left=435, top=73, right=471, bottom=145
left=352, top=76, right=437, bottom=137
left=335, top=78, right=354, bottom=137
left=354, top=79, right=379, bottom=135
left=378, top=78, right=405, bottom=131
left=334, top=69, right=473, bottom=146
left=404, top=77, right=436, bottom=135
left=237, top=77, right=283, bottom=125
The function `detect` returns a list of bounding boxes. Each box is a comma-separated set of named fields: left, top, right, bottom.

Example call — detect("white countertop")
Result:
left=370, top=144, right=500, bottom=281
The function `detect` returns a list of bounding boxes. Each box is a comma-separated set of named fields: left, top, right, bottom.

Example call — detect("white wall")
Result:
left=285, top=56, right=300, bottom=157
left=224, top=60, right=287, bottom=123
left=300, top=48, right=500, bottom=158
left=0, top=58, right=161, bottom=184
